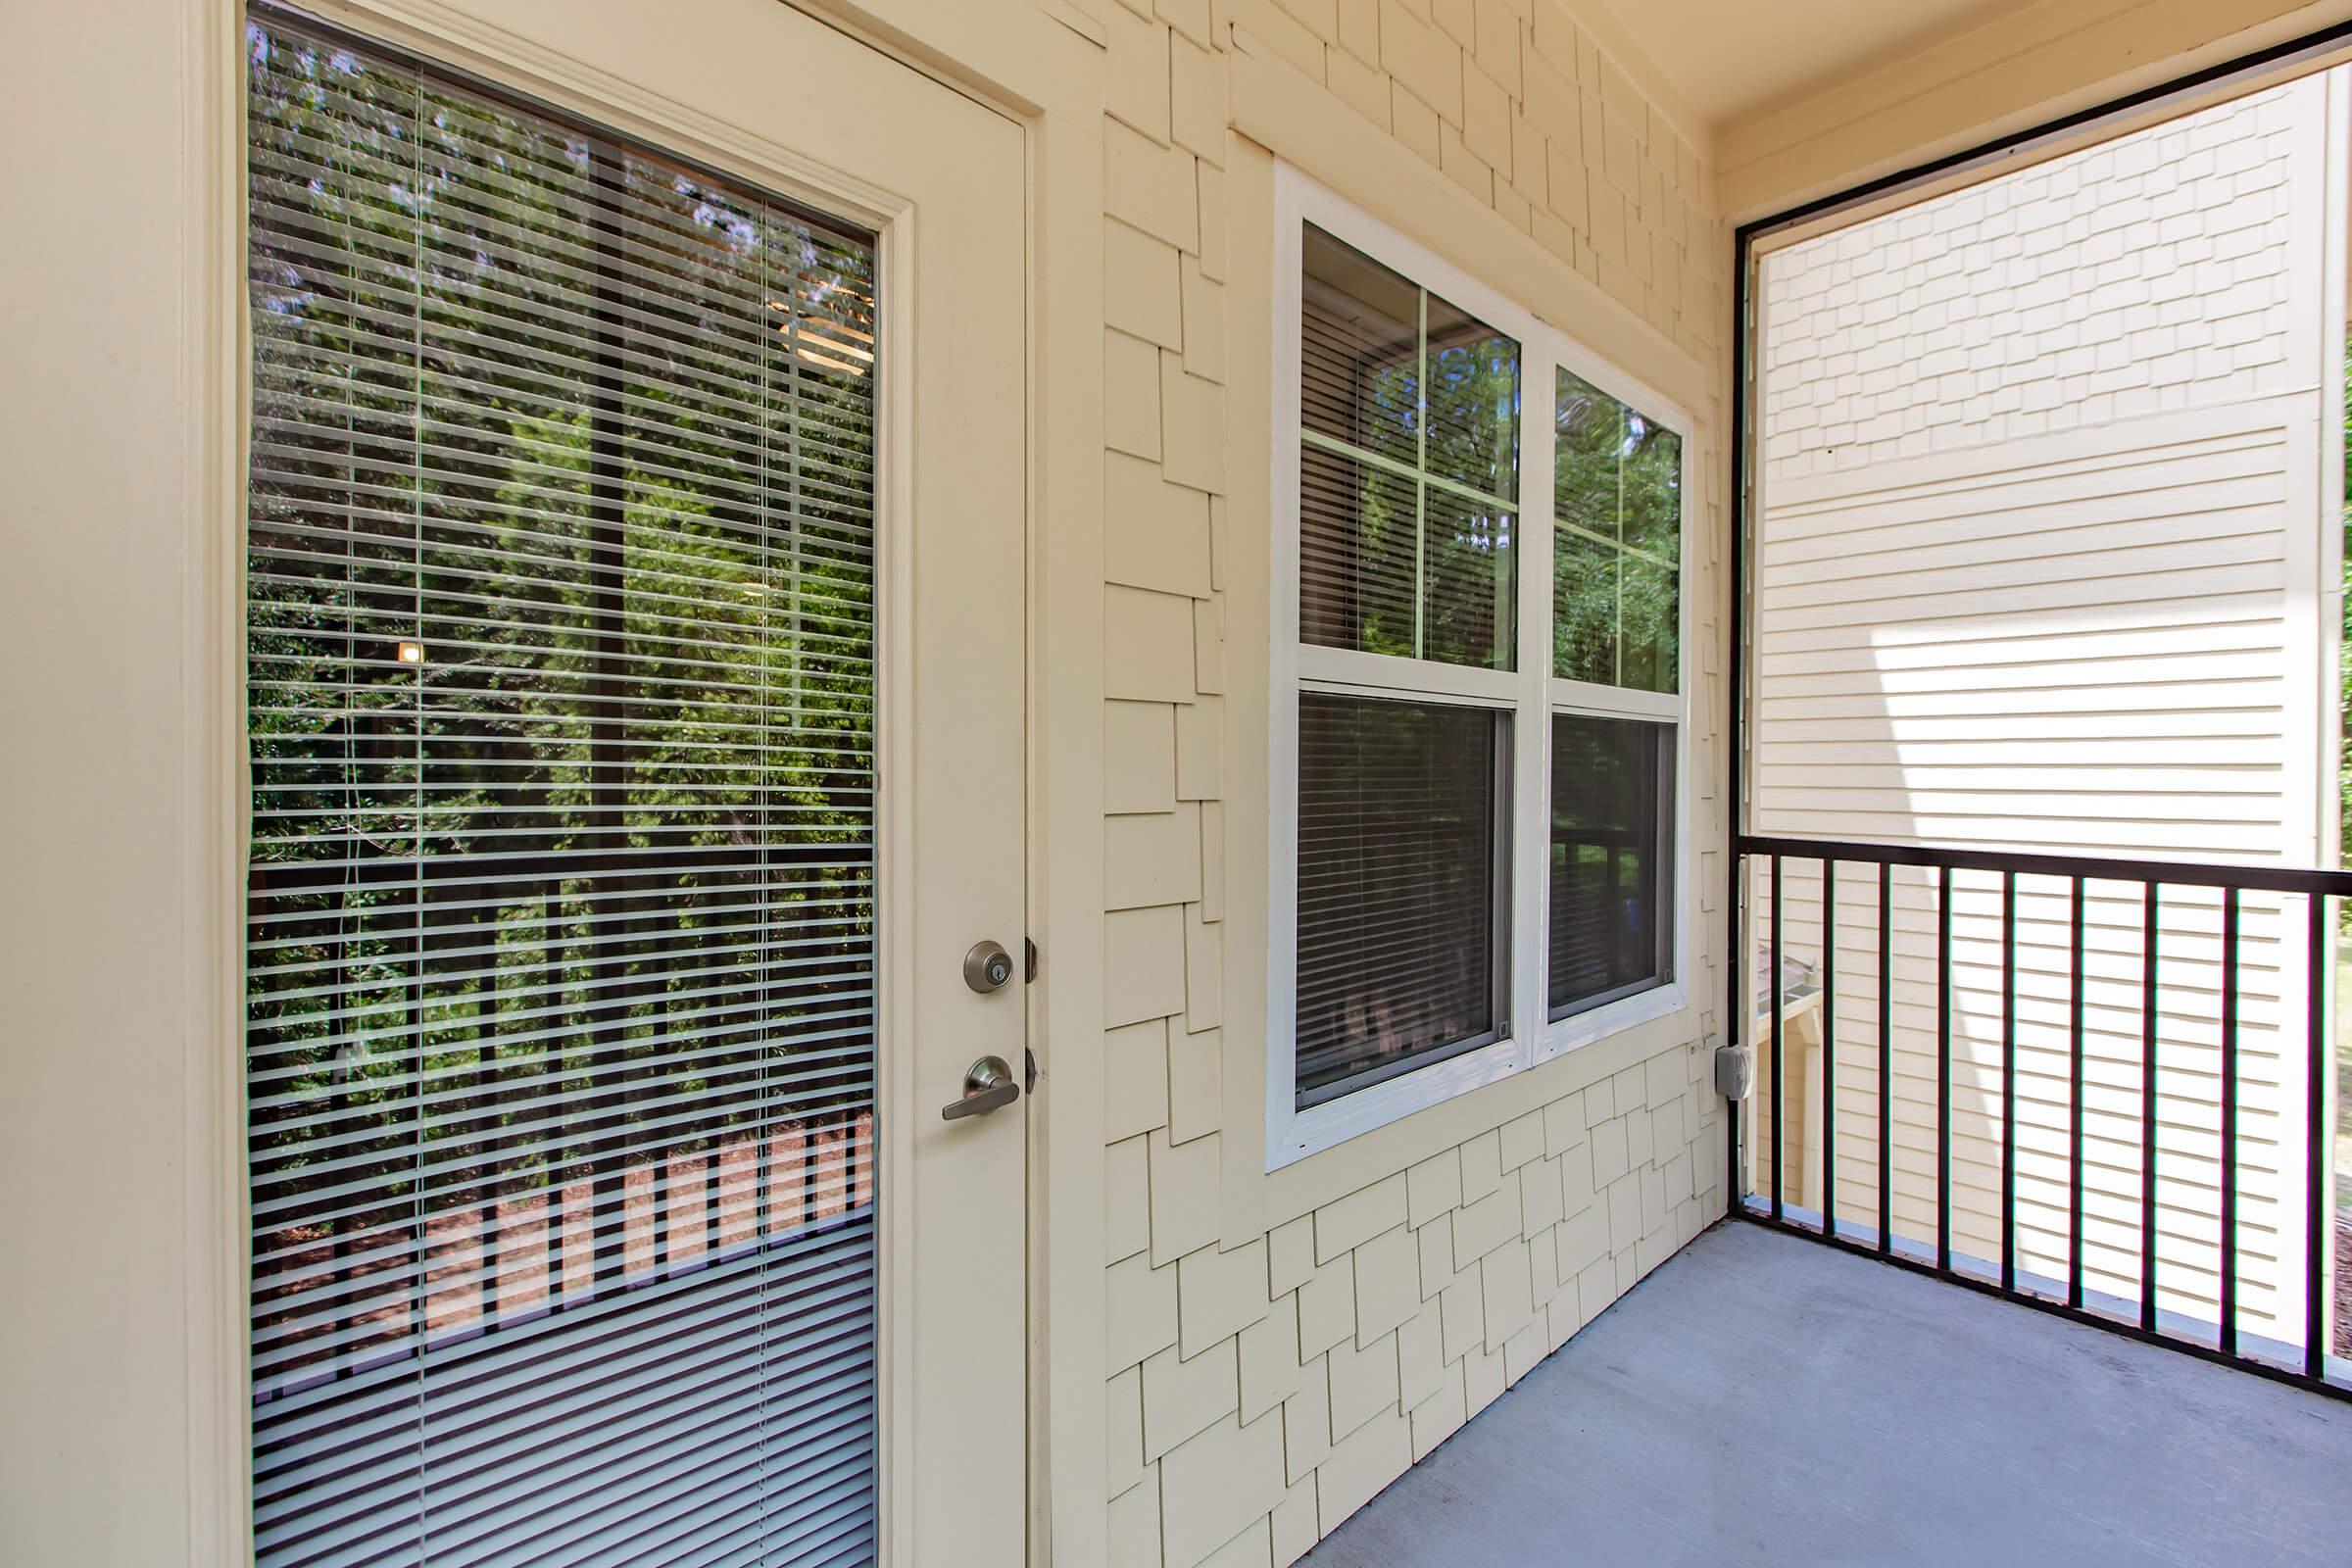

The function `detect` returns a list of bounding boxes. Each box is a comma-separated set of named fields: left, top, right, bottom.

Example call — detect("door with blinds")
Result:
left=240, top=3, right=1028, bottom=1563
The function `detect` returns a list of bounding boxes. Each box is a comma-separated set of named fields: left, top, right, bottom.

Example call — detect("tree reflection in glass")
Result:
left=1298, top=222, right=1519, bottom=671
left=1553, top=368, right=1680, bottom=693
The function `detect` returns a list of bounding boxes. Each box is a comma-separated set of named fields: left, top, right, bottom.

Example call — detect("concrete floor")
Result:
left=1305, top=1222, right=2352, bottom=1567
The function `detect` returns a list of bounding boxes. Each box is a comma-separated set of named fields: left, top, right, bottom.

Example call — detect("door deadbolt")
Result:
left=963, top=940, right=1015, bottom=994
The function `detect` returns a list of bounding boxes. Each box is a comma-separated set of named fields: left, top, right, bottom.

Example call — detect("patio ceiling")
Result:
left=1592, top=0, right=2039, bottom=132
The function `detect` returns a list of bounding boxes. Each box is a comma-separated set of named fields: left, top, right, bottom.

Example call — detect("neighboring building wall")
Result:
left=1751, top=75, right=2336, bottom=1345
left=1761, top=79, right=2322, bottom=482
left=1090, top=3, right=1733, bottom=1563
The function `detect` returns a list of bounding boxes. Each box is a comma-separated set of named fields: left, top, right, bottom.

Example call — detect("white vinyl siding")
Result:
left=1749, top=73, right=2336, bottom=1348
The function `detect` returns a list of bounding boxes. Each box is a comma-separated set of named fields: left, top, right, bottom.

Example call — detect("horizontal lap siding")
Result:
left=1758, top=416, right=2293, bottom=858
left=1749, top=74, right=2328, bottom=1347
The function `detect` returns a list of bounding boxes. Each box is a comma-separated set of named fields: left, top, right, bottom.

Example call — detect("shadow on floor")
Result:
left=1305, top=1221, right=2352, bottom=1567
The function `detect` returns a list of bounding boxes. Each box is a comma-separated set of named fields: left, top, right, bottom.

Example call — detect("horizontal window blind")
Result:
left=1295, top=694, right=1506, bottom=1106
left=245, top=11, right=882, bottom=1562
left=1298, top=222, right=1519, bottom=671
left=1548, top=714, right=1675, bottom=1018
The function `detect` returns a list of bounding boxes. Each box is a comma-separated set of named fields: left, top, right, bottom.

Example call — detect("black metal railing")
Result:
left=1731, top=833, right=2347, bottom=1399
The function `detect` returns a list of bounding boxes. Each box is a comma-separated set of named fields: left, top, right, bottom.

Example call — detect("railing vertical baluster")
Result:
left=708, top=1141, right=722, bottom=1261
left=1879, top=860, right=1893, bottom=1259
left=804, top=1118, right=821, bottom=1226
left=1728, top=856, right=1742, bottom=1223
left=1771, top=854, right=1786, bottom=1223
left=757, top=1117, right=773, bottom=1244
left=1937, top=865, right=1953, bottom=1274
left=1727, top=833, right=2352, bottom=1399
left=655, top=1152, right=672, bottom=1278
left=2001, top=869, right=2017, bottom=1295
left=2306, top=891, right=2328, bottom=1381
left=1823, top=859, right=1838, bottom=1240
left=547, top=1178, right=564, bottom=1309
left=2141, top=881, right=2161, bottom=1335
left=2069, top=876, right=2086, bottom=1311
left=2219, top=885, right=2240, bottom=1357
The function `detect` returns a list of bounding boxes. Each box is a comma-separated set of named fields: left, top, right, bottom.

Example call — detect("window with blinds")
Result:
left=1296, top=695, right=1507, bottom=1105
left=244, top=11, right=882, bottom=1562
left=1549, top=714, right=1675, bottom=1017
left=1554, top=368, right=1681, bottom=693
left=1290, top=219, right=1518, bottom=1111
left=1273, top=174, right=1688, bottom=1156
left=1299, top=222, right=1519, bottom=670
left=1549, top=368, right=1681, bottom=1022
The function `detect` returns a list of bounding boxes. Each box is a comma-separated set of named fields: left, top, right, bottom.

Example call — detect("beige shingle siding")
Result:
left=1093, top=1, right=1730, bottom=1562
left=1762, top=83, right=2309, bottom=481
left=1751, top=75, right=2330, bottom=1345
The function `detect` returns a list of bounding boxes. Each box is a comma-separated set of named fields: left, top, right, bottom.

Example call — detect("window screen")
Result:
left=1549, top=714, right=1675, bottom=1016
left=245, top=13, right=882, bottom=1561
left=1296, top=694, right=1507, bottom=1106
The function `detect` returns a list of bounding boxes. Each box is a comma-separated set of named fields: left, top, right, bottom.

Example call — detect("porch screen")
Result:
left=244, top=12, right=881, bottom=1562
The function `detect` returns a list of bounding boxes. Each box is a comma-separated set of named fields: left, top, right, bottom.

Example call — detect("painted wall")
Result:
left=0, top=1, right=1737, bottom=1561
left=0, top=3, right=240, bottom=1561
left=1749, top=74, right=2338, bottom=1344
left=1087, top=4, right=1735, bottom=1562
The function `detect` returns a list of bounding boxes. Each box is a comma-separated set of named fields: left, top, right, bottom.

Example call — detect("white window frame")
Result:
left=1266, top=164, right=1693, bottom=1169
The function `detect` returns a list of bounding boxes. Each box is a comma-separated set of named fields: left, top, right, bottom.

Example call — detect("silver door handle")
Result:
left=941, top=1054, right=1020, bottom=1121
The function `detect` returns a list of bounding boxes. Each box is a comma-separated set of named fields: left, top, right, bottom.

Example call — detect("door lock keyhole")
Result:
left=963, top=940, right=1015, bottom=993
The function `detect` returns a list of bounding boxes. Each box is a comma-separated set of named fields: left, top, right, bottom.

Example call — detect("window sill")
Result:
left=1263, top=980, right=1689, bottom=1172
left=1540, top=981, right=1686, bottom=1060
left=1266, top=1033, right=1525, bottom=1171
